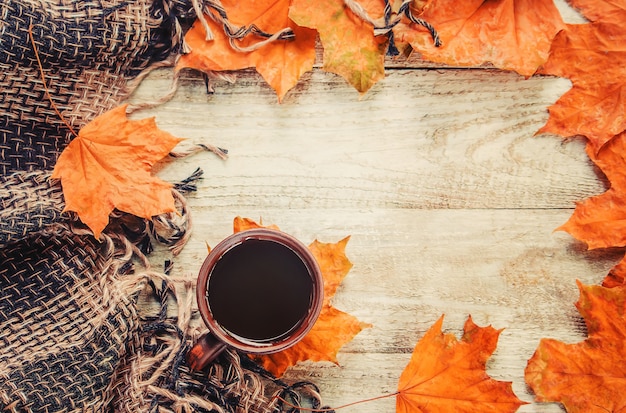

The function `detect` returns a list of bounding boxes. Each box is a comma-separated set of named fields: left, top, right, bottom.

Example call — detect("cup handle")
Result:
left=187, top=332, right=228, bottom=371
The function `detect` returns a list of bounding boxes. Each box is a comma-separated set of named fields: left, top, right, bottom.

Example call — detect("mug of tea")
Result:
left=188, top=228, right=324, bottom=370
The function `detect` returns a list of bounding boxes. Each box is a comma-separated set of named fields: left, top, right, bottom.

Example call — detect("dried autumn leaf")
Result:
left=308, top=237, right=352, bottom=306
left=557, top=134, right=626, bottom=250
left=232, top=217, right=369, bottom=377
left=394, top=0, right=564, bottom=76
left=525, top=281, right=626, bottom=412
left=397, top=316, right=526, bottom=413
left=233, top=216, right=280, bottom=233
left=258, top=306, right=369, bottom=377
left=289, top=0, right=388, bottom=93
left=538, top=0, right=626, bottom=152
left=603, top=255, right=626, bottom=288
left=567, top=0, right=626, bottom=23
left=177, top=0, right=316, bottom=101
left=407, top=0, right=433, bottom=15
left=51, top=105, right=182, bottom=238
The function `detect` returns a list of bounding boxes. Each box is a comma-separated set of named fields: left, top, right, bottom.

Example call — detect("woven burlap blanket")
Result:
left=0, top=1, right=327, bottom=411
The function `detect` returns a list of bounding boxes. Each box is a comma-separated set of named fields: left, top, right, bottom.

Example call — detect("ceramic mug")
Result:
left=188, top=228, right=324, bottom=371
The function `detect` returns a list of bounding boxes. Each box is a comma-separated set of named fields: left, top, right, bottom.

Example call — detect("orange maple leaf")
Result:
left=394, top=0, right=564, bottom=76
left=233, top=216, right=280, bottom=233
left=408, top=0, right=434, bottom=16
left=177, top=0, right=316, bottom=101
left=51, top=105, right=182, bottom=238
left=289, top=0, right=388, bottom=93
left=232, top=216, right=370, bottom=377
left=603, top=256, right=626, bottom=288
left=538, top=0, right=626, bottom=152
left=525, top=281, right=626, bottom=412
left=557, top=134, right=626, bottom=250
left=397, top=315, right=526, bottom=413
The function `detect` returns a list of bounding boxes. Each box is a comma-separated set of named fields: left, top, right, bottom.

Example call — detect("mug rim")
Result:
left=196, top=228, right=324, bottom=354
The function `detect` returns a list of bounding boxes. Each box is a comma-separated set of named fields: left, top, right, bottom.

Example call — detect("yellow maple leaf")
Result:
left=289, top=0, right=388, bottom=93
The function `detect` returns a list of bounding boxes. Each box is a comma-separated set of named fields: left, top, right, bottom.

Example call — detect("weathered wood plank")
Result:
left=132, top=68, right=604, bottom=211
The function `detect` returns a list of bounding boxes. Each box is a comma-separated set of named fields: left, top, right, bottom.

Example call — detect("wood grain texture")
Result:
left=134, top=68, right=604, bottom=210
left=129, top=3, right=614, bottom=411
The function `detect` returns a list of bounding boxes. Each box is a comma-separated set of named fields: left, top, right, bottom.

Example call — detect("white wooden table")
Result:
left=129, top=5, right=612, bottom=411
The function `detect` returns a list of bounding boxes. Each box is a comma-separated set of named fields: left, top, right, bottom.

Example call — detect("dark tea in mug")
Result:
left=188, top=228, right=323, bottom=371
left=206, top=238, right=314, bottom=343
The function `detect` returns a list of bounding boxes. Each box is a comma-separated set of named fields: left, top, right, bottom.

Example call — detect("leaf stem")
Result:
left=28, top=25, right=78, bottom=138
left=273, top=391, right=399, bottom=411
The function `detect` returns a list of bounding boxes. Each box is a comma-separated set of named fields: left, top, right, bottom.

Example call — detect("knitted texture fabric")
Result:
left=0, top=1, right=328, bottom=411
left=0, top=226, right=142, bottom=411
left=0, top=0, right=178, bottom=246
